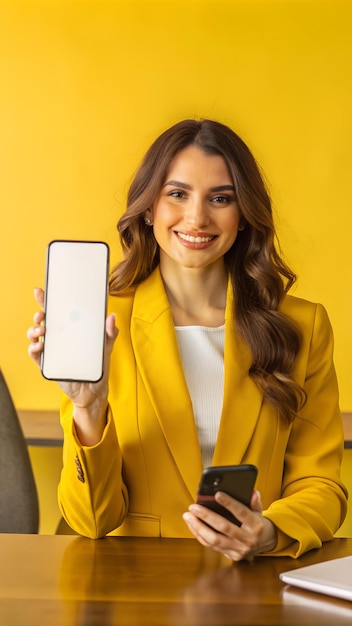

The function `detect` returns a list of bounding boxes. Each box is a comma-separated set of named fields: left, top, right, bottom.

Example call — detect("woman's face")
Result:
left=149, top=145, right=243, bottom=273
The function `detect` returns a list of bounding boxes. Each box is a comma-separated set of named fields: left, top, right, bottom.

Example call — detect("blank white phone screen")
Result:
left=41, top=240, right=109, bottom=382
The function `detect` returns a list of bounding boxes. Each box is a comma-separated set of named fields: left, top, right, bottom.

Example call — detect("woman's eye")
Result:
left=212, top=195, right=231, bottom=204
left=168, top=190, right=185, bottom=199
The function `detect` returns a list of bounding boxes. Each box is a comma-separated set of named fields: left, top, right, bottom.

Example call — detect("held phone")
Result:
left=196, top=464, right=258, bottom=527
left=41, top=240, right=109, bottom=382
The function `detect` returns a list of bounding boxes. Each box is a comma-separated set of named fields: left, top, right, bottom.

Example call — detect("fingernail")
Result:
left=189, top=504, right=203, bottom=515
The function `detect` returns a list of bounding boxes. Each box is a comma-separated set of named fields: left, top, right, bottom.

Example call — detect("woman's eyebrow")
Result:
left=210, top=185, right=235, bottom=192
left=163, top=180, right=191, bottom=189
left=163, top=181, right=235, bottom=192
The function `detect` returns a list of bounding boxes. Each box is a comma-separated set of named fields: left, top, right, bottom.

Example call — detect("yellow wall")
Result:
left=28, top=445, right=63, bottom=534
left=334, top=449, right=352, bottom=538
left=1, top=0, right=351, bottom=412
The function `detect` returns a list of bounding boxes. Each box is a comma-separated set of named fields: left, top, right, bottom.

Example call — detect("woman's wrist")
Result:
left=73, top=400, right=108, bottom=446
left=259, top=518, right=278, bottom=553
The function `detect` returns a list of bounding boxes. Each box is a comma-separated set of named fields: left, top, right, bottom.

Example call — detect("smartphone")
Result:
left=41, top=240, right=109, bottom=382
left=196, top=464, right=258, bottom=527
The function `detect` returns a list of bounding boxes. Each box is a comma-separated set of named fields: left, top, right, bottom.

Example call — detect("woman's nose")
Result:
left=184, top=197, right=210, bottom=228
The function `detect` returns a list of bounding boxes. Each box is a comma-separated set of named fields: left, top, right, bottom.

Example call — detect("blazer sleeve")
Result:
left=263, top=302, right=348, bottom=557
left=58, top=400, right=129, bottom=538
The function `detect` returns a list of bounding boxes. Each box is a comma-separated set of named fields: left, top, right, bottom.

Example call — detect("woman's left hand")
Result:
left=183, top=490, right=277, bottom=561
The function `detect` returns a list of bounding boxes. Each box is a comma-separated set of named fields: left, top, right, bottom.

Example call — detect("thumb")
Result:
left=34, top=287, right=44, bottom=307
left=250, top=490, right=262, bottom=514
left=105, top=313, right=119, bottom=352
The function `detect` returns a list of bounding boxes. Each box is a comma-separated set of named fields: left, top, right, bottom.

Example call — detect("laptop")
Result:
left=279, top=556, right=352, bottom=602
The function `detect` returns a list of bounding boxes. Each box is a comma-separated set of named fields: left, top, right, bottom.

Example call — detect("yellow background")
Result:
left=1, top=0, right=351, bottom=412
left=0, top=0, right=351, bottom=535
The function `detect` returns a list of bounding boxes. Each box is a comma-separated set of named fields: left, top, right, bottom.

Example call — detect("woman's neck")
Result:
left=160, top=260, right=228, bottom=327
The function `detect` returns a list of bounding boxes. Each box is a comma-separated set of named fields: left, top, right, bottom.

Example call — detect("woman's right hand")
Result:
left=27, top=287, right=119, bottom=445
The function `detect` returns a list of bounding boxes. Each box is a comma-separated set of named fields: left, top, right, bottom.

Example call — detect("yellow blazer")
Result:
left=59, top=268, right=347, bottom=557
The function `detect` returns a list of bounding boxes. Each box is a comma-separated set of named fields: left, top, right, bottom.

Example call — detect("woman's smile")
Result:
left=175, top=230, right=217, bottom=248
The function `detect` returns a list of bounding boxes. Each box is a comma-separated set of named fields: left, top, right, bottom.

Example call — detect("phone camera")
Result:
left=204, top=473, right=222, bottom=488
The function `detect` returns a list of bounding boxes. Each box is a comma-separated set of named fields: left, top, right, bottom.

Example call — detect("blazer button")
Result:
left=75, top=454, right=85, bottom=483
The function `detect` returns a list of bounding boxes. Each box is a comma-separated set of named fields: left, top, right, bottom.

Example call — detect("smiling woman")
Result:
left=27, top=118, right=347, bottom=561
left=113, top=119, right=304, bottom=424
left=149, top=145, right=243, bottom=272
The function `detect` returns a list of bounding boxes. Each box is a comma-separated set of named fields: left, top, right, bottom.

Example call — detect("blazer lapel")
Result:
left=131, top=268, right=203, bottom=499
left=212, top=284, right=263, bottom=466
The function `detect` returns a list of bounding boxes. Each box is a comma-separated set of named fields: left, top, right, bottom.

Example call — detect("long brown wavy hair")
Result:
left=110, top=119, right=306, bottom=423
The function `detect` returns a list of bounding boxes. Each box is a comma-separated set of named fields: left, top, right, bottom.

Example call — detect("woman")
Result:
left=28, top=119, right=347, bottom=560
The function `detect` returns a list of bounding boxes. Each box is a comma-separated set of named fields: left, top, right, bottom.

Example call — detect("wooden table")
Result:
left=17, top=410, right=352, bottom=448
left=342, top=412, right=352, bottom=448
left=0, top=535, right=351, bottom=625
left=17, top=409, right=63, bottom=446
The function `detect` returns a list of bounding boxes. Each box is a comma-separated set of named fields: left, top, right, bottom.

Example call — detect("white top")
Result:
left=175, top=325, right=225, bottom=467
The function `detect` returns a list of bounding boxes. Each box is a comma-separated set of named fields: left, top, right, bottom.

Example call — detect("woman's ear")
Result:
left=238, top=218, right=247, bottom=231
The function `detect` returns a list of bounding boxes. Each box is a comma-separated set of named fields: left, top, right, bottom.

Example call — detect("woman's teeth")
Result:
left=177, top=233, right=214, bottom=243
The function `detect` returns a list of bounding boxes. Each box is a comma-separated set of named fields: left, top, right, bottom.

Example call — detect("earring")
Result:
left=144, top=216, right=152, bottom=226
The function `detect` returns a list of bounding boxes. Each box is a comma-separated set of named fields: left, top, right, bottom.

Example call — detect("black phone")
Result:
left=41, top=240, right=109, bottom=382
left=196, top=464, right=258, bottom=527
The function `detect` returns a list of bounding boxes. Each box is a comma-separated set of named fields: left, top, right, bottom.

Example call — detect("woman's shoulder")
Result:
left=107, top=268, right=167, bottom=324
left=281, top=292, right=318, bottom=313
left=107, top=287, right=136, bottom=323
left=281, top=293, right=331, bottom=332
